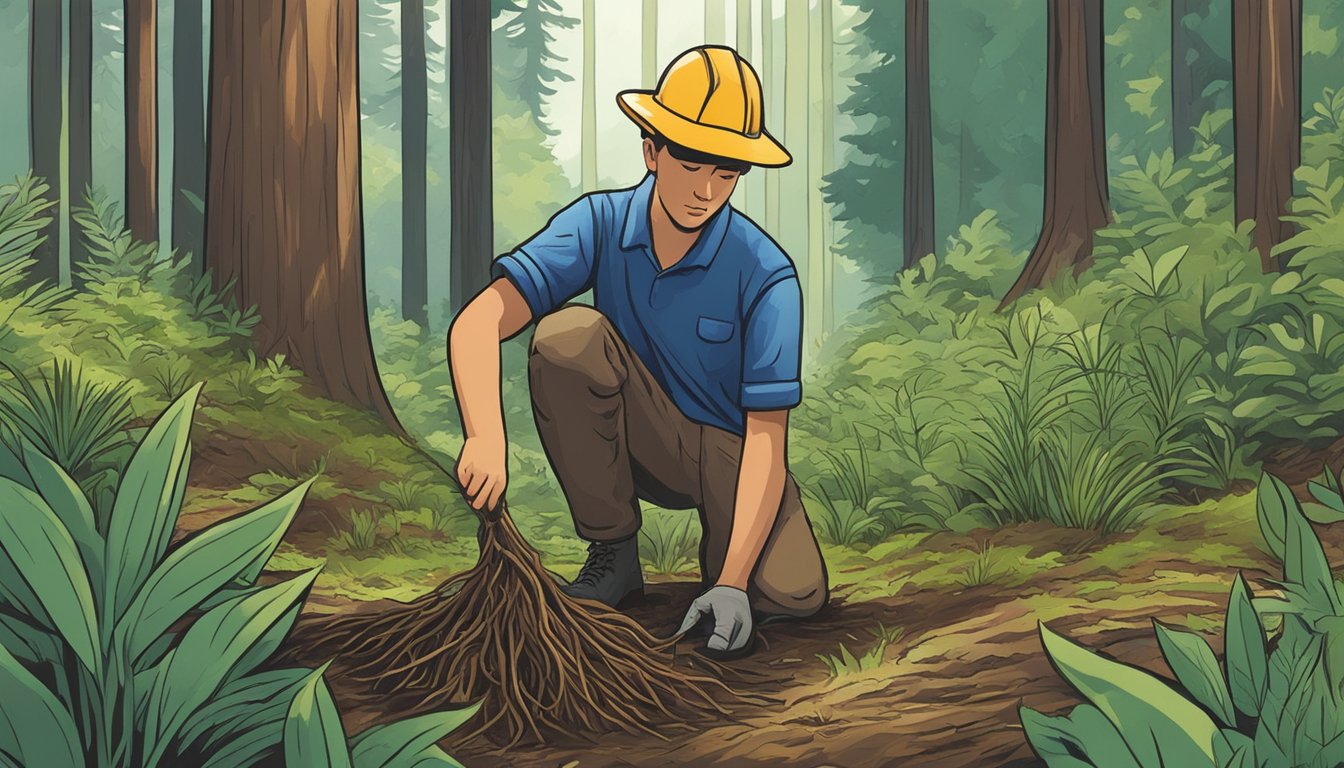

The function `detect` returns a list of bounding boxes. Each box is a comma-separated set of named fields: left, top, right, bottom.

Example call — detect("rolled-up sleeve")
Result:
left=740, top=271, right=803, bottom=410
left=491, top=196, right=598, bottom=317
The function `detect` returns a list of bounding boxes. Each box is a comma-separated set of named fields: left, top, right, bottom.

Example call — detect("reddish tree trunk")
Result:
left=205, top=0, right=403, bottom=434
left=125, top=0, right=158, bottom=245
left=903, top=0, right=934, bottom=272
left=1233, top=0, right=1301, bottom=273
left=999, top=0, right=1110, bottom=309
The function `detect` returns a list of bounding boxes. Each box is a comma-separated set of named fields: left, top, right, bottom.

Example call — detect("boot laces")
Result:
left=573, top=540, right=618, bottom=587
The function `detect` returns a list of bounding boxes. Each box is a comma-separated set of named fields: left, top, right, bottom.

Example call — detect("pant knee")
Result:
left=530, top=307, right=617, bottom=381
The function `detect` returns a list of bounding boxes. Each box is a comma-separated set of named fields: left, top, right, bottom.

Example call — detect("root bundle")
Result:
left=291, top=509, right=742, bottom=747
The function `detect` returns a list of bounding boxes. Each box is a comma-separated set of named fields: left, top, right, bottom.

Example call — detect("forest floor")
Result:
left=176, top=438, right=1315, bottom=768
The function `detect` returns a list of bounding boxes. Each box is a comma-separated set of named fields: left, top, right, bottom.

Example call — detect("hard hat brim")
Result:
left=617, top=90, right=792, bottom=168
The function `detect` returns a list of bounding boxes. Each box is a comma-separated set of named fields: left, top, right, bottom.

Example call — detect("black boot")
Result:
left=561, top=534, right=645, bottom=608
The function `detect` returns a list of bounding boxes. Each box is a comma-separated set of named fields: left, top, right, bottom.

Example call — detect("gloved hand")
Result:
left=676, top=585, right=753, bottom=652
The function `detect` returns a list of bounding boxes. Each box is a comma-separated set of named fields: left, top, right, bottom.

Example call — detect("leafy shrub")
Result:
left=0, top=357, right=133, bottom=490
left=0, top=385, right=476, bottom=767
left=1019, top=470, right=1344, bottom=767
left=638, top=511, right=699, bottom=575
left=71, top=186, right=183, bottom=289
left=220, top=350, right=304, bottom=407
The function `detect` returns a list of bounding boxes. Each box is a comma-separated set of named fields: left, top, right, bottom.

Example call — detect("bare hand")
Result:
left=456, top=434, right=507, bottom=513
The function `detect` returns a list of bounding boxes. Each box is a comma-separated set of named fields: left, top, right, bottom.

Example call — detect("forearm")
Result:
left=716, top=414, right=789, bottom=590
left=449, top=303, right=505, bottom=440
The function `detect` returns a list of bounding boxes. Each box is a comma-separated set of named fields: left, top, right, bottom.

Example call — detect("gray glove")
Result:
left=676, top=585, right=752, bottom=652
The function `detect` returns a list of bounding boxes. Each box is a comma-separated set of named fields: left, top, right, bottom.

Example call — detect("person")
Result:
left=448, top=45, right=828, bottom=657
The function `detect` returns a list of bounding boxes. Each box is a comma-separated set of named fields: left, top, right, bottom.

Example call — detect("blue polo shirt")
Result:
left=491, top=172, right=803, bottom=436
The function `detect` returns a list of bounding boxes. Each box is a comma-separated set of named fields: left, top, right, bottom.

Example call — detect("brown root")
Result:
left=285, top=510, right=749, bottom=747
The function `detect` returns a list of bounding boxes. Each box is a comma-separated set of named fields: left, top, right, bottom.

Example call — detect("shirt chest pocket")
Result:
left=696, top=316, right=735, bottom=343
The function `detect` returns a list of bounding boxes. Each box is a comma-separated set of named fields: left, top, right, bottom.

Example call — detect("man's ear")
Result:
left=642, top=138, right=658, bottom=174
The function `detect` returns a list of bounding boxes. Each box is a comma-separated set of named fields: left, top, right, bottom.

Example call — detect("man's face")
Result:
left=643, top=139, right=742, bottom=230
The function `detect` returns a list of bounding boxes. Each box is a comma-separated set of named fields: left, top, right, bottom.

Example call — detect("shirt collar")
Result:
left=620, top=172, right=732, bottom=272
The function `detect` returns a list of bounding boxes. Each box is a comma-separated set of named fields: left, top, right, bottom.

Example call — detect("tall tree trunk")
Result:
left=784, top=0, right=809, bottom=344
left=581, top=0, right=597, bottom=191
left=999, top=0, right=1110, bottom=309
left=1171, top=0, right=1197, bottom=157
left=821, top=0, right=834, bottom=335
left=904, top=0, right=934, bottom=273
left=449, top=0, right=494, bottom=314
left=402, top=0, right=429, bottom=327
left=28, top=0, right=61, bottom=284
left=205, top=0, right=402, bottom=433
left=735, top=0, right=756, bottom=220
left=70, top=0, right=93, bottom=283
left=705, top=0, right=725, bottom=45
left=171, top=0, right=206, bottom=269
left=763, top=0, right=779, bottom=236
left=125, top=0, right=158, bottom=245
left=643, top=0, right=658, bottom=88
left=1233, top=0, right=1301, bottom=273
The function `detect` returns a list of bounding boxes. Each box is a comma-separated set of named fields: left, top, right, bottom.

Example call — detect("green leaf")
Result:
left=0, top=641, right=83, bottom=767
left=0, top=478, right=101, bottom=678
left=104, top=384, right=202, bottom=626
left=117, top=479, right=312, bottom=664
left=141, top=567, right=320, bottom=767
left=1256, top=472, right=1295, bottom=561
left=1152, top=620, right=1237, bottom=727
left=14, top=437, right=103, bottom=576
left=285, top=664, right=353, bottom=768
left=1283, top=483, right=1341, bottom=616
left=1225, top=573, right=1268, bottom=717
left=1038, top=622, right=1218, bottom=767
left=1019, top=703, right=1140, bottom=767
left=350, top=704, right=481, bottom=768
left=179, top=668, right=308, bottom=768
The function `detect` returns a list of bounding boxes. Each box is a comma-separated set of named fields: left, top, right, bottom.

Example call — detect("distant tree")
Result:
left=581, top=0, right=596, bottom=191
left=70, top=0, right=93, bottom=281
left=705, top=0, right=725, bottom=45
left=1171, top=0, right=1229, bottom=157
left=736, top=0, right=759, bottom=222
left=124, top=0, right=158, bottom=245
left=783, top=0, right=811, bottom=341
left=763, top=0, right=779, bottom=235
left=172, top=0, right=206, bottom=269
left=450, top=0, right=495, bottom=312
left=403, top=0, right=429, bottom=327
left=643, top=0, right=657, bottom=88
left=904, top=0, right=934, bottom=273
left=999, top=0, right=1109, bottom=308
left=29, top=0, right=61, bottom=283
left=820, top=0, right=835, bottom=333
left=821, top=0, right=901, bottom=275
left=497, top=0, right=576, bottom=136
left=205, top=0, right=403, bottom=433
left=1233, top=0, right=1301, bottom=273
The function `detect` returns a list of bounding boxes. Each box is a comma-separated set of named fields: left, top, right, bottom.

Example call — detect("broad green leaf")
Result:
left=117, top=479, right=312, bottom=664
left=0, top=641, right=83, bottom=767
left=1152, top=245, right=1189, bottom=290
left=285, top=665, right=353, bottom=768
left=405, top=748, right=468, bottom=768
left=1225, top=573, right=1268, bottom=717
left=15, top=436, right=103, bottom=580
left=0, top=479, right=101, bottom=677
left=1152, top=620, right=1236, bottom=727
left=1256, top=472, right=1294, bottom=561
left=178, top=668, right=308, bottom=766
left=1039, top=623, right=1218, bottom=767
left=1019, top=703, right=1140, bottom=768
left=1283, top=487, right=1341, bottom=615
left=104, top=384, right=202, bottom=626
left=0, top=613, right=60, bottom=667
left=351, top=704, right=481, bottom=768
left=141, top=567, right=320, bottom=767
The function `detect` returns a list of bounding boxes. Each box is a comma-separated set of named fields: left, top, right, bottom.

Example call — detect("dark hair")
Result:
left=641, top=130, right=751, bottom=174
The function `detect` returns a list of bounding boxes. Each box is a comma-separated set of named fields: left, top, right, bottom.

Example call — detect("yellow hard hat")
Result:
left=617, top=45, right=791, bottom=168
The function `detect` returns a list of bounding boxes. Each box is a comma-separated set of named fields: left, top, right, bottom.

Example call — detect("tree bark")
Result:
left=581, top=0, right=597, bottom=191
left=449, top=0, right=494, bottom=314
left=643, top=0, right=658, bottom=88
left=172, top=0, right=206, bottom=269
left=205, top=0, right=403, bottom=434
left=125, top=0, right=159, bottom=246
left=904, top=0, right=934, bottom=272
left=1233, top=0, right=1301, bottom=273
left=28, top=0, right=61, bottom=284
left=999, top=0, right=1110, bottom=309
left=402, top=0, right=429, bottom=327
left=70, top=0, right=93, bottom=282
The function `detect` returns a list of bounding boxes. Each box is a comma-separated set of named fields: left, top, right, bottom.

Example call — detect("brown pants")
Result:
left=528, top=305, right=828, bottom=618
